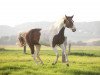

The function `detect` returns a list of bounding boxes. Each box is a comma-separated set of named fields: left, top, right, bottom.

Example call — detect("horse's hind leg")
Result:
left=52, top=47, right=59, bottom=65
left=35, top=45, right=44, bottom=64
left=28, top=45, right=38, bottom=64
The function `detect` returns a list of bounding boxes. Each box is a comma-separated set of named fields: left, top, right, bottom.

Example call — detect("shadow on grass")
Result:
left=69, top=69, right=100, bottom=75
left=0, top=66, right=23, bottom=75
left=41, top=50, right=100, bottom=57
left=58, top=67, right=100, bottom=75
left=0, top=49, right=100, bottom=57
left=70, top=52, right=100, bottom=57
left=73, top=71, right=100, bottom=75
left=0, top=49, right=20, bottom=52
left=0, top=48, right=6, bottom=51
left=0, top=49, right=31, bottom=54
left=0, top=66, right=22, bottom=70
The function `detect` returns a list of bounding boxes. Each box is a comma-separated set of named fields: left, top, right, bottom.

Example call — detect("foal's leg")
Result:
left=52, top=47, right=59, bottom=65
left=35, top=45, right=44, bottom=64
left=60, top=44, right=69, bottom=66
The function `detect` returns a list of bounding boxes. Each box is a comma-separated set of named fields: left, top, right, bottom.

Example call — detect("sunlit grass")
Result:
left=0, top=46, right=100, bottom=75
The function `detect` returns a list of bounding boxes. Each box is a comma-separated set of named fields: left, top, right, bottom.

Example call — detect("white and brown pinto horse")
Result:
left=18, top=15, right=76, bottom=65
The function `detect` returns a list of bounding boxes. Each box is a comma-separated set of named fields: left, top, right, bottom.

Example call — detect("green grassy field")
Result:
left=0, top=46, right=100, bottom=75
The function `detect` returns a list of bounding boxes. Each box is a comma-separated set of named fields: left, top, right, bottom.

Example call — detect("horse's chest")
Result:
left=52, top=27, right=65, bottom=47
left=52, top=34, right=65, bottom=47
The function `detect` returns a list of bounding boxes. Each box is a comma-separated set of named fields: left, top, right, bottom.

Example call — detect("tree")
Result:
left=92, top=40, right=100, bottom=46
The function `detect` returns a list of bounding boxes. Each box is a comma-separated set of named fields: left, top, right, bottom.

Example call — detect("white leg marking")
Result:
left=60, top=44, right=68, bottom=63
left=35, top=45, right=44, bottom=64
left=64, top=37, right=67, bottom=50
left=52, top=47, right=59, bottom=65
left=32, top=53, right=38, bottom=65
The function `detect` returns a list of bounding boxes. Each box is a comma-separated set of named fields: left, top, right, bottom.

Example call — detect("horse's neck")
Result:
left=58, top=27, right=65, bottom=36
left=51, top=20, right=64, bottom=35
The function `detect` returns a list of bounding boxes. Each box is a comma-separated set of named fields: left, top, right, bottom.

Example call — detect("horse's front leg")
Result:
left=52, top=47, right=59, bottom=65
left=60, top=44, right=69, bottom=66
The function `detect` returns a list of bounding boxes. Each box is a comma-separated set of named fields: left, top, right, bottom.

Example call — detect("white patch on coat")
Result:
left=39, top=29, right=51, bottom=46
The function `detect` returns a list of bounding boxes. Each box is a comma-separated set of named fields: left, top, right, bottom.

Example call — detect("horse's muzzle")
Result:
left=72, top=28, right=76, bottom=32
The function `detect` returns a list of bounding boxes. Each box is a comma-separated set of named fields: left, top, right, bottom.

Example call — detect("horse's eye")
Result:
left=64, top=20, right=66, bottom=23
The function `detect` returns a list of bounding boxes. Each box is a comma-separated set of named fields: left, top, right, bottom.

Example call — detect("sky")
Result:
left=0, top=0, right=100, bottom=27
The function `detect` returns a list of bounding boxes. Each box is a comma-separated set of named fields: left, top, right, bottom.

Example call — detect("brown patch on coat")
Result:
left=26, top=29, right=41, bottom=54
left=52, top=27, right=65, bottom=47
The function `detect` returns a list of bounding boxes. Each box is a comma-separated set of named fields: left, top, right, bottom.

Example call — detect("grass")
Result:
left=0, top=46, right=100, bottom=75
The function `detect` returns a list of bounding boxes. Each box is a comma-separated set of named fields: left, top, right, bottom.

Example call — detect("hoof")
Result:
left=66, top=63, right=69, bottom=66
left=40, top=62, right=44, bottom=65
left=52, top=63, right=56, bottom=65
left=52, top=63, right=55, bottom=65
left=41, top=63, right=44, bottom=65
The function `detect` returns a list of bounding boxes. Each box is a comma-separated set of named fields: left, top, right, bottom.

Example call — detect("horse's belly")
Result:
left=39, top=30, right=50, bottom=46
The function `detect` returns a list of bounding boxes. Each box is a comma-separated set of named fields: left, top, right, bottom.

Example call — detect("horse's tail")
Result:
left=17, top=33, right=26, bottom=47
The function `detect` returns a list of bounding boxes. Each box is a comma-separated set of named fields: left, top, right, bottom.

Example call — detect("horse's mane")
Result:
left=50, top=16, right=65, bottom=34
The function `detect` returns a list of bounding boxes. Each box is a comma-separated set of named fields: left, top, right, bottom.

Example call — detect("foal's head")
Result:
left=64, top=15, right=76, bottom=32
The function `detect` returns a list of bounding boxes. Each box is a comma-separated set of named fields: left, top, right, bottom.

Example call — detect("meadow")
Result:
left=0, top=46, right=100, bottom=75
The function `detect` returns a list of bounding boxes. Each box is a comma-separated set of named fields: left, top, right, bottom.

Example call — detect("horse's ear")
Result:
left=65, top=15, right=67, bottom=17
left=65, top=15, right=68, bottom=18
left=71, top=15, right=74, bottom=18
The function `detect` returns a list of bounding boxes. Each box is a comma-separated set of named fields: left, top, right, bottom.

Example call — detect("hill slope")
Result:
left=0, top=21, right=100, bottom=42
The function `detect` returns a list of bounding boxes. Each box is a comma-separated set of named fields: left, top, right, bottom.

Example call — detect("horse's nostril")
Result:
left=72, top=29, right=76, bottom=32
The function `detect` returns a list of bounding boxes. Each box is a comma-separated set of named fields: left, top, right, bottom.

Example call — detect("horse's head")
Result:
left=64, top=15, right=76, bottom=32
left=17, top=33, right=26, bottom=47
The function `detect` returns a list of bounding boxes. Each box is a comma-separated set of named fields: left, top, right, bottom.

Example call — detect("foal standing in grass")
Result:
left=18, top=15, right=76, bottom=65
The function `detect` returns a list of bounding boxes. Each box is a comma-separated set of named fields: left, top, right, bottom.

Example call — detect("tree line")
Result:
left=0, top=36, right=100, bottom=46
left=0, top=36, right=17, bottom=45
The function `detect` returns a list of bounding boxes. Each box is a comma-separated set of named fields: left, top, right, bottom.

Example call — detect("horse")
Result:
left=18, top=15, right=76, bottom=65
